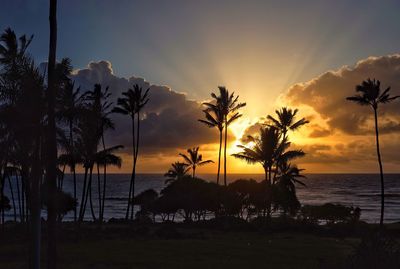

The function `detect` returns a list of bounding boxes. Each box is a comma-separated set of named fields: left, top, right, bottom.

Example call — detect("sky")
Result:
left=1, top=0, right=400, bottom=174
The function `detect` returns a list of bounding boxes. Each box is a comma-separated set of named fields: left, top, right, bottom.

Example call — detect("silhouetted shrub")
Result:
left=0, top=195, right=11, bottom=211
left=300, top=203, right=361, bottom=224
left=42, top=188, right=77, bottom=219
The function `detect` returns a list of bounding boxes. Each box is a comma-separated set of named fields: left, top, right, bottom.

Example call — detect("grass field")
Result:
left=0, top=223, right=359, bottom=269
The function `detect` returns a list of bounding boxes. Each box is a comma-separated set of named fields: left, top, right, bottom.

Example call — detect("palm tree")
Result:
left=84, top=84, right=114, bottom=222
left=199, top=101, right=224, bottom=184
left=164, top=162, right=190, bottom=184
left=94, top=145, right=123, bottom=222
left=56, top=74, right=82, bottom=222
left=209, top=86, right=246, bottom=186
left=232, top=127, right=304, bottom=183
left=113, top=84, right=150, bottom=220
left=46, top=0, right=58, bottom=267
left=346, top=78, right=399, bottom=227
left=179, top=147, right=214, bottom=178
left=267, top=107, right=309, bottom=140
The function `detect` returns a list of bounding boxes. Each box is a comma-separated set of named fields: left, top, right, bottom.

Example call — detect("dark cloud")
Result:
left=284, top=55, right=400, bottom=136
left=71, top=61, right=220, bottom=154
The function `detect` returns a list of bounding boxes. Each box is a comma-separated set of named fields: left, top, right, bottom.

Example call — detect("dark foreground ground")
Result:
left=1, top=220, right=399, bottom=269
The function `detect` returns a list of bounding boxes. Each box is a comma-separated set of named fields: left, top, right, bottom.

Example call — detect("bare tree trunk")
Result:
left=7, top=175, right=17, bottom=222
left=217, top=129, right=222, bottom=185
left=15, top=171, right=22, bottom=221
left=30, top=136, right=42, bottom=269
left=224, top=116, right=227, bottom=186
left=100, top=135, right=107, bottom=222
left=78, top=168, right=88, bottom=222
left=131, top=111, right=141, bottom=220
left=374, top=108, right=384, bottom=227
left=126, top=116, right=136, bottom=220
left=47, top=0, right=58, bottom=268
left=88, top=167, right=96, bottom=221
left=96, top=164, right=102, bottom=221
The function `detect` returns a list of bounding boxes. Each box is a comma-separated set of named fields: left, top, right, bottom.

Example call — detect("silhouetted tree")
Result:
left=209, top=86, right=245, bottom=186
left=46, top=1, right=59, bottom=267
left=164, top=162, right=190, bottom=184
left=233, top=127, right=304, bottom=183
left=179, top=147, right=214, bottom=178
left=84, top=84, right=115, bottom=223
left=113, top=84, right=149, bottom=220
left=346, top=78, right=399, bottom=227
left=267, top=107, right=309, bottom=140
left=199, top=101, right=224, bottom=184
left=56, top=80, right=82, bottom=221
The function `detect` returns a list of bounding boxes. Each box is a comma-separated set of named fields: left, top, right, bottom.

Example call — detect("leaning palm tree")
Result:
left=346, top=78, right=399, bottom=227
left=164, top=162, right=190, bottom=184
left=267, top=107, right=309, bottom=140
left=113, top=84, right=150, bottom=220
left=199, top=102, right=224, bottom=184
left=179, top=147, right=214, bottom=178
left=210, top=86, right=246, bottom=186
left=232, top=127, right=304, bottom=183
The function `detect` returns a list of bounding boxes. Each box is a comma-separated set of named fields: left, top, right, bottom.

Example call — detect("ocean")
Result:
left=2, top=174, right=400, bottom=223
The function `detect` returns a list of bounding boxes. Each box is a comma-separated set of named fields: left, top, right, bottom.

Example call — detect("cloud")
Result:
left=284, top=54, right=400, bottom=136
left=71, top=61, right=222, bottom=155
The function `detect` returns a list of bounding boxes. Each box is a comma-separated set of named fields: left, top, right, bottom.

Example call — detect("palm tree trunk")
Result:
left=88, top=167, right=96, bottom=221
left=374, top=108, right=385, bottom=227
left=7, top=174, right=17, bottom=222
left=217, top=129, right=222, bottom=185
left=72, top=166, right=77, bottom=222
left=30, top=135, right=42, bottom=269
left=224, top=116, right=228, bottom=186
left=47, top=0, right=59, bottom=267
left=78, top=167, right=88, bottom=222
left=131, top=112, right=141, bottom=220
left=126, top=116, right=136, bottom=220
left=96, top=164, right=102, bottom=221
left=15, top=171, right=22, bottom=222
left=100, top=134, right=107, bottom=222
left=0, top=168, right=4, bottom=226
left=192, top=166, right=196, bottom=178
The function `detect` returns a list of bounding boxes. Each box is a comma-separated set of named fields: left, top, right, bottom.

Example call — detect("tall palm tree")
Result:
left=113, top=84, right=150, bottom=220
left=346, top=78, right=399, bottom=227
left=84, top=84, right=114, bottom=222
left=210, top=86, right=246, bottom=186
left=179, top=147, right=214, bottom=178
left=267, top=107, right=309, bottom=140
left=199, top=102, right=224, bottom=184
left=46, top=0, right=58, bottom=267
left=0, top=27, right=45, bottom=269
left=232, top=127, right=304, bottom=183
left=164, top=162, right=190, bottom=184
left=56, top=73, right=82, bottom=222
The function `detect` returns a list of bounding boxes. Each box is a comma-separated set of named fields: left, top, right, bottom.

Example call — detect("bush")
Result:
left=300, top=203, right=361, bottom=224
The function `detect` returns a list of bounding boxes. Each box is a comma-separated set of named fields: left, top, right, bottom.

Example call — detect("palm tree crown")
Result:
left=113, top=84, right=150, bottom=117
left=346, top=78, right=399, bottom=109
left=179, top=147, right=214, bottom=178
left=164, top=162, right=190, bottom=183
left=267, top=107, right=309, bottom=139
left=232, top=127, right=304, bottom=182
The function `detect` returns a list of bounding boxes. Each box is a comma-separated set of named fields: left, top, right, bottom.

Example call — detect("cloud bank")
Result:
left=71, top=61, right=220, bottom=155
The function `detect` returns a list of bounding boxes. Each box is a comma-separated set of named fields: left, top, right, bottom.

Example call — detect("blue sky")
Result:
left=2, top=0, right=400, bottom=101
left=2, top=0, right=400, bottom=172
